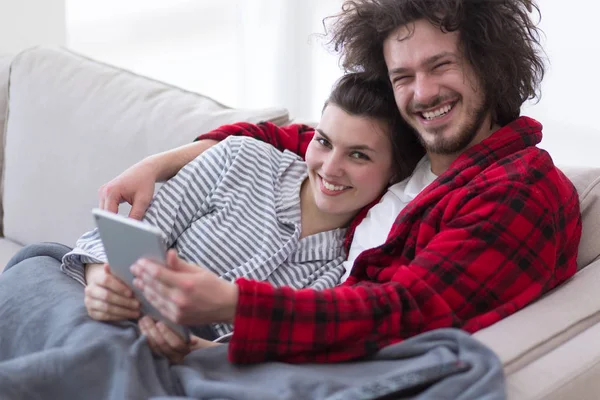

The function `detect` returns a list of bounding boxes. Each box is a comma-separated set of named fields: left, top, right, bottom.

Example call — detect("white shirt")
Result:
left=340, top=156, right=437, bottom=282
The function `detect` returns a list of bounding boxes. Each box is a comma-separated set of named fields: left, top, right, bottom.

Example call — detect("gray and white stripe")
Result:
left=62, top=136, right=347, bottom=337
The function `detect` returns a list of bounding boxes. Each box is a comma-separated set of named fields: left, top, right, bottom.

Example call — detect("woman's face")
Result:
left=305, top=104, right=395, bottom=219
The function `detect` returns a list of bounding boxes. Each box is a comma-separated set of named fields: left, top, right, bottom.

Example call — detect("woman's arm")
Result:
left=99, top=139, right=218, bottom=220
left=99, top=122, right=315, bottom=221
left=66, top=139, right=237, bottom=321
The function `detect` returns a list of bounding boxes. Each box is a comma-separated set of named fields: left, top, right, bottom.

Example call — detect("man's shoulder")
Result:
left=470, top=145, right=578, bottom=208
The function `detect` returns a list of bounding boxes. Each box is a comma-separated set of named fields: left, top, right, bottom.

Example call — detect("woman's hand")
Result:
left=138, top=316, right=219, bottom=364
left=84, top=263, right=141, bottom=321
left=98, top=159, right=159, bottom=220
left=130, top=250, right=239, bottom=326
left=98, top=140, right=218, bottom=220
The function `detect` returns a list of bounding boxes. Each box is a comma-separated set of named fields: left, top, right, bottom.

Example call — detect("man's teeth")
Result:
left=322, top=179, right=347, bottom=191
left=422, top=104, right=452, bottom=120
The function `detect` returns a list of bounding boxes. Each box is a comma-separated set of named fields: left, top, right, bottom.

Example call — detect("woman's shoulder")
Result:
left=221, top=136, right=302, bottom=168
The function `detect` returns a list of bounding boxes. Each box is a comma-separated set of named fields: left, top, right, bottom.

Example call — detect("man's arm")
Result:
left=197, top=121, right=315, bottom=159
left=228, top=181, right=581, bottom=364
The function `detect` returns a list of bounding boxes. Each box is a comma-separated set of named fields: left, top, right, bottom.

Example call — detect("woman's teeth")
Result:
left=322, top=179, right=347, bottom=191
left=422, top=104, right=452, bottom=120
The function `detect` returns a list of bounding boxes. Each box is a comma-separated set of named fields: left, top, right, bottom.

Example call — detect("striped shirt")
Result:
left=62, top=136, right=347, bottom=337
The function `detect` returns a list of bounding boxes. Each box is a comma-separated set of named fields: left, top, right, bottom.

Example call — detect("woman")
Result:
left=61, top=72, right=422, bottom=361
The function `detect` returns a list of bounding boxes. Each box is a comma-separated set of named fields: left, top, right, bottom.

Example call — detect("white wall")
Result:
left=524, top=1, right=600, bottom=167
left=235, top=0, right=343, bottom=121
left=0, top=1, right=593, bottom=165
left=66, top=0, right=343, bottom=123
left=0, top=0, right=66, bottom=53
left=62, top=1, right=600, bottom=167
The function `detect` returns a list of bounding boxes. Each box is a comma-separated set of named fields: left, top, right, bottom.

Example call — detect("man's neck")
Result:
left=429, top=123, right=501, bottom=175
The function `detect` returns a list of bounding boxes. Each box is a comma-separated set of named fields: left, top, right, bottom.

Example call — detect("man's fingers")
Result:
left=166, top=250, right=197, bottom=273
left=141, top=283, right=177, bottom=319
left=133, top=259, right=185, bottom=289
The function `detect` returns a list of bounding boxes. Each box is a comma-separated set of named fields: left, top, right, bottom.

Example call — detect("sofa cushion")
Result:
left=474, top=259, right=600, bottom=398
left=559, top=166, right=600, bottom=270
left=2, top=47, right=289, bottom=248
left=474, top=259, right=600, bottom=370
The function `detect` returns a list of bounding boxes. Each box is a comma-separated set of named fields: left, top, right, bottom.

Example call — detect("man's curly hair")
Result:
left=325, top=0, right=546, bottom=126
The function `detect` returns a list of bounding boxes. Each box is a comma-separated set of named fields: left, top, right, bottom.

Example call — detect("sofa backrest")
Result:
left=560, top=166, right=600, bottom=270
left=1, top=47, right=289, bottom=247
left=0, top=54, right=12, bottom=237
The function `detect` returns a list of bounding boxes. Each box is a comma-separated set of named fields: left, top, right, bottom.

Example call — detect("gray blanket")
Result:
left=0, top=243, right=506, bottom=400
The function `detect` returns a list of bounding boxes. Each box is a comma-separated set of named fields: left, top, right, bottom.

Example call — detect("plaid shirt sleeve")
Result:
left=228, top=176, right=580, bottom=364
left=195, top=121, right=314, bottom=159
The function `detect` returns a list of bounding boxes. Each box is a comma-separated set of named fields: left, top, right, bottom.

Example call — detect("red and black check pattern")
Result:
left=199, top=117, right=582, bottom=364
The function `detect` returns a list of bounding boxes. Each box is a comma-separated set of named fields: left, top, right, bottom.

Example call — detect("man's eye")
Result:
left=434, top=61, right=451, bottom=70
left=350, top=152, right=370, bottom=161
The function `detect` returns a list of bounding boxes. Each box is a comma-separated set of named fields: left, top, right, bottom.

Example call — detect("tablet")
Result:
left=92, top=208, right=190, bottom=342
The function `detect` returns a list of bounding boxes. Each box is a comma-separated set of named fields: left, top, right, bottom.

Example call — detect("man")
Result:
left=97, top=0, right=581, bottom=364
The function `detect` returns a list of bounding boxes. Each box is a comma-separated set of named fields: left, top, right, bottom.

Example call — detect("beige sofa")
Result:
left=1, top=47, right=599, bottom=399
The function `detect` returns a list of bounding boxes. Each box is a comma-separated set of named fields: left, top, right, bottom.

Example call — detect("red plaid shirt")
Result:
left=198, top=116, right=581, bottom=364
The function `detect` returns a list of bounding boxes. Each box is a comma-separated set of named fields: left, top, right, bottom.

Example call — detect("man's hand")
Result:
left=84, top=263, right=141, bottom=321
left=138, top=316, right=219, bottom=364
left=98, top=159, right=158, bottom=220
left=130, top=249, right=239, bottom=326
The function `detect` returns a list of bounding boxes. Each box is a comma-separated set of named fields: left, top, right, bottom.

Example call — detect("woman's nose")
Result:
left=321, top=153, right=343, bottom=177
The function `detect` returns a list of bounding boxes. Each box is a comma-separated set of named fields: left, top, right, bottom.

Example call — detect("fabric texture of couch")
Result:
left=1, top=47, right=599, bottom=399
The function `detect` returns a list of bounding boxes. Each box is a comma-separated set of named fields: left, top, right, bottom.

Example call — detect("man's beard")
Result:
left=414, top=97, right=489, bottom=156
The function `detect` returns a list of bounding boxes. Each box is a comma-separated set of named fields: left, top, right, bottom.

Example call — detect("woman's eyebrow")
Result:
left=315, top=128, right=376, bottom=152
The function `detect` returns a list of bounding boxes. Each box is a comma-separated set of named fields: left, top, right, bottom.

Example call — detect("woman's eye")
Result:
left=316, top=137, right=331, bottom=147
left=350, top=152, right=370, bottom=161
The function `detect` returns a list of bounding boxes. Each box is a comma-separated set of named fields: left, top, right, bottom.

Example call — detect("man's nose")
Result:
left=413, top=73, right=439, bottom=106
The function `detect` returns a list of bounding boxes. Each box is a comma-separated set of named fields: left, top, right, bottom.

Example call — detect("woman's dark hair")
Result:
left=324, top=72, right=425, bottom=183
left=325, top=0, right=545, bottom=126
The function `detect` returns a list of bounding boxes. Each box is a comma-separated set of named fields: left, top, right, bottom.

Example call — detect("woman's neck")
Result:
left=298, top=178, right=354, bottom=239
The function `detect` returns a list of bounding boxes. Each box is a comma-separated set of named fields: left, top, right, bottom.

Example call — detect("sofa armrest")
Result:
left=474, top=258, right=600, bottom=374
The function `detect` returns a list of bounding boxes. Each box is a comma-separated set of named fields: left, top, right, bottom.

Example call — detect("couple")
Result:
left=88, top=0, right=581, bottom=364
left=14, top=0, right=583, bottom=368
left=62, top=71, right=423, bottom=362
